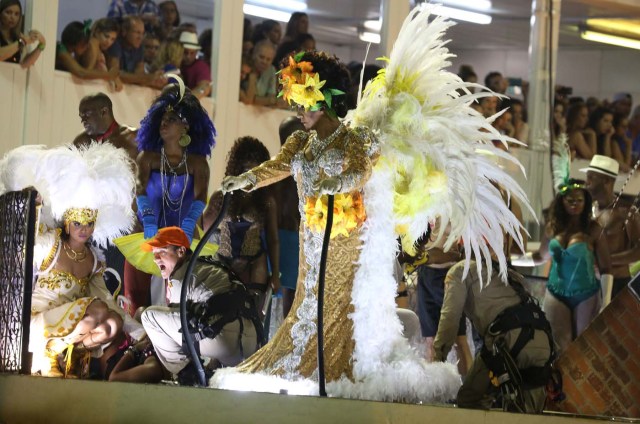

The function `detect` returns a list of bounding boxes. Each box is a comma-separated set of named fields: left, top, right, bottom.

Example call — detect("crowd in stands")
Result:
left=455, top=64, right=639, bottom=174
left=1, top=0, right=212, bottom=98
left=240, top=13, right=315, bottom=106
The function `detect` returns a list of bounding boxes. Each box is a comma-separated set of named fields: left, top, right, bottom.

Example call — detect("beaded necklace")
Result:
left=160, top=147, right=189, bottom=225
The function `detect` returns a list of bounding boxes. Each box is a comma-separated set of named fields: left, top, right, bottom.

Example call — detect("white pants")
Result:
left=142, top=306, right=258, bottom=374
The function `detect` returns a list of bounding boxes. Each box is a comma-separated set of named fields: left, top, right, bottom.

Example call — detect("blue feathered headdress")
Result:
left=137, top=75, right=216, bottom=157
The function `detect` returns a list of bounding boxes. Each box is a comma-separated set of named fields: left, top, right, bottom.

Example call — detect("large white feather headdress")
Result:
left=0, top=142, right=136, bottom=248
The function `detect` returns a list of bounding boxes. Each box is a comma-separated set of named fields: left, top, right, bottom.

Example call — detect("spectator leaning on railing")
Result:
left=0, top=0, right=46, bottom=68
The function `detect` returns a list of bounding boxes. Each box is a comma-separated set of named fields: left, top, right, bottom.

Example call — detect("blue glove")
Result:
left=136, top=195, right=158, bottom=239
left=181, top=200, right=205, bottom=242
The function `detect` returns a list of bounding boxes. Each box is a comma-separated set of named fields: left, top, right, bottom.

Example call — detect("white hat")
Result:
left=179, top=31, right=201, bottom=50
left=580, top=155, right=619, bottom=178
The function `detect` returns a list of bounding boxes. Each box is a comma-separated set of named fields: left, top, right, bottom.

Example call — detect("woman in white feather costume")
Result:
left=0, top=142, right=144, bottom=377
left=213, top=5, right=532, bottom=402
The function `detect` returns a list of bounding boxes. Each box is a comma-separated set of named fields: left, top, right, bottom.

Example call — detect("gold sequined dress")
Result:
left=29, top=229, right=114, bottom=374
left=234, top=124, right=378, bottom=382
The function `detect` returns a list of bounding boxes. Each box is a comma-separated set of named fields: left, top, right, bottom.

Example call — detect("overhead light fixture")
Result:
left=245, top=0, right=307, bottom=12
left=581, top=30, right=640, bottom=50
left=585, top=19, right=640, bottom=38
left=359, top=31, right=381, bottom=44
left=243, top=5, right=291, bottom=22
left=364, top=20, right=382, bottom=32
left=441, top=0, right=492, bottom=11
left=434, top=6, right=492, bottom=25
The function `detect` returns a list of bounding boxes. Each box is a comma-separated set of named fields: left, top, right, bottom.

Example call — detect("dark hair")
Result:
left=92, top=18, right=119, bottom=37
left=159, top=0, right=180, bottom=26
left=137, top=82, right=216, bottom=156
left=225, top=136, right=270, bottom=177
left=484, top=71, right=502, bottom=88
left=251, top=19, right=280, bottom=45
left=588, top=107, right=614, bottom=135
left=613, top=112, right=628, bottom=129
left=223, top=136, right=271, bottom=216
left=548, top=180, right=593, bottom=235
left=274, top=33, right=316, bottom=69
left=279, top=116, right=305, bottom=145
left=243, top=18, right=253, bottom=41
left=61, top=21, right=90, bottom=49
left=458, top=64, right=476, bottom=82
left=290, top=51, right=351, bottom=118
left=285, top=12, right=308, bottom=38
left=198, top=29, right=212, bottom=60
left=0, top=0, right=22, bottom=40
left=566, top=101, right=587, bottom=132
left=80, top=92, right=113, bottom=114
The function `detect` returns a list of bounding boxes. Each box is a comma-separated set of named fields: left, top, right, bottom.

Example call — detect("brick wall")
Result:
left=552, top=287, right=640, bottom=418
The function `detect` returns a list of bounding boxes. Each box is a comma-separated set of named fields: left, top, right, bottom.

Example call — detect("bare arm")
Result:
left=611, top=213, right=640, bottom=266
left=0, top=39, right=21, bottom=62
left=19, top=30, right=45, bottom=69
left=592, top=222, right=611, bottom=274
left=57, top=50, right=118, bottom=80
left=192, top=155, right=210, bottom=203
left=201, top=190, right=222, bottom=232
left=136, top=151, right=153, bottom=196
left=80, top=38, right=100, bottom=69
left=532, top=223, right=553, bottom=263
left=192, top=80, right=212, bottom=99
left=242, top=72, right=258, bottom=105
left=569, top=131, right=595, bottom=160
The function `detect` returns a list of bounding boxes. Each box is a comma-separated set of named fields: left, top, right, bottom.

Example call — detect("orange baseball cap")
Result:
left=141, top=227, right=191, bottom=252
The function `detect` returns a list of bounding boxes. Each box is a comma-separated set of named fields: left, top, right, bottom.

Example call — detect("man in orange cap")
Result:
left=140, top=227, right=261, bottom=385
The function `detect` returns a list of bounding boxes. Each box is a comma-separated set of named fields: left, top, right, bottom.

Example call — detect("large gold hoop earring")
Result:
left=179, top=131, right=191, bottom=147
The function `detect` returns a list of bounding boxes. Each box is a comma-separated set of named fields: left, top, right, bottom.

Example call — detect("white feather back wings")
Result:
left=350, top=5, right=533, bottom=282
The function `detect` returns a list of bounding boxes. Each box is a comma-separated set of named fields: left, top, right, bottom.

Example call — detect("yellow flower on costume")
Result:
left=289, top=73, right=326, bottom=110
left=279, top=57, right=315, bottom=104
left=281, top=56, right=314, bottom=84
left=305, top=192, right=366, bottom=239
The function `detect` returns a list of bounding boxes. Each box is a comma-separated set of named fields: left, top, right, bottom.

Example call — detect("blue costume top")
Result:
left=547, top=238, right=599, bottom=298
left=140, top=170, right=194, bottom=228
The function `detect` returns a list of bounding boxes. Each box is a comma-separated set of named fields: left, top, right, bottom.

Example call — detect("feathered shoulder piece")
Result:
left=552, top=133, right=581, bottom=194
left=348, top=4, right=533, bottom=283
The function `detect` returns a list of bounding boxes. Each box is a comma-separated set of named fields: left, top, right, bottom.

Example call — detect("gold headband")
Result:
left=63, top=208, right=98, bottom=225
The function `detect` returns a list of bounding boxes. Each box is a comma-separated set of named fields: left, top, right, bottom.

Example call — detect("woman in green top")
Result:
left=535, top=179, right=611, bottom=352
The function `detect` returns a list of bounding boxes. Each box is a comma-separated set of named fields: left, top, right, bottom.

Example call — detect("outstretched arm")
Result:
left=223, top=131, right=307, bottom=192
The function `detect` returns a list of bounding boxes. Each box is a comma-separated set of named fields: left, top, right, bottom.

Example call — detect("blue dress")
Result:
left=140, top=170, right=194, bottom=229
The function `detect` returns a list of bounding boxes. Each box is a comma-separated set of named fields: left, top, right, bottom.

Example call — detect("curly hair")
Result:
left=224, top=136, right=270, bottom=177
left=287, top=51, right=351, bottom=118
left=136, top=82, right=216, bottom=156
left=209, top=137, right=271, bottom=217
left=548, top=179, right=593, bottom=235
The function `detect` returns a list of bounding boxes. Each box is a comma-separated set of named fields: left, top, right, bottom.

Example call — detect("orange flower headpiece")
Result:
left=278, top=52, right=345, bottom=117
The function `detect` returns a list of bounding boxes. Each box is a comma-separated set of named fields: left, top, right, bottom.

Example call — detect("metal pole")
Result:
left=526, top=0, right=561, bottom=233
left=316, top=194, right=334, bottom=397
left=180, top=193, right=231, bottom=386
